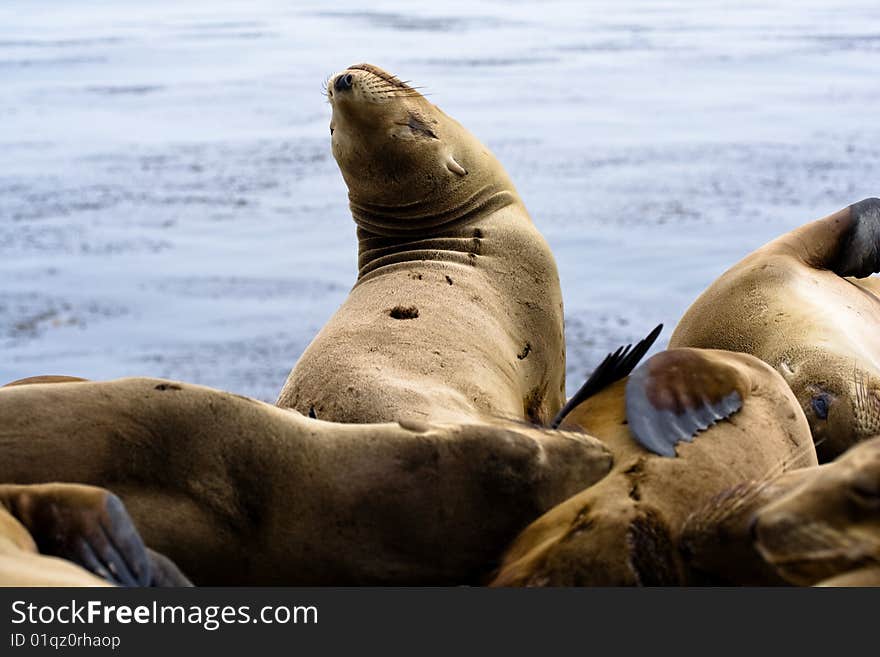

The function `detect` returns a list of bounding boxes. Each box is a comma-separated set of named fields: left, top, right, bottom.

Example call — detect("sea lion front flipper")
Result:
left=776, top=198, right=880, bottom=278
left=1, top=484, right=155, bottom=586
left=625, top=349, right=748, bottom=457
left=551, top=324, right=662, bottom=429
left=833, top=198, right=880, bottom=278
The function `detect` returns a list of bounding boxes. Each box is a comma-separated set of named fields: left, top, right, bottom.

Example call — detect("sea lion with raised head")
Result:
left=491, top=336, right=816, bottom=586
left=671, top=198, right=880, bottom=462
left=0, top=64, right=612, bottom=585
left=277, top=63, right=565, bottom=425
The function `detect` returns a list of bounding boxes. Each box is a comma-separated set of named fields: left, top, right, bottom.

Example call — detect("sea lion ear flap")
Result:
left=445, top=154, right=467, bottom=176
left=625, top=349, right=749, bottom=457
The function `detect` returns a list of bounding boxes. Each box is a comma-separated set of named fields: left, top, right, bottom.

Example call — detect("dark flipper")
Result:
left=34, top=491, right=152, bottom=586
left=551, top=324, right=663, bottom=429
left=7, top=484, right=190, bottom=587
left=147, top=548, right=194, bottom=587
left=625, top=349, right=747, bottom=457
left=833, top=197, right=880, bottom=278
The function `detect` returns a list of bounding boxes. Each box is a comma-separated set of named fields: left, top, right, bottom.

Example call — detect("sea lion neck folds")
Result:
left=349, top=184, right=517, bottom=239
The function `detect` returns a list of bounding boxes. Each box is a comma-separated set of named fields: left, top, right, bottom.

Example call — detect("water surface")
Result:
left=1, top=0, right=878, bottom=399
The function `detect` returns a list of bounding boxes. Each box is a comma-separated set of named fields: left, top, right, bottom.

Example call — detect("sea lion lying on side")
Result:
left=0, top=377, right=610, bottom=585
left=671, top=198, right=880, bottom=461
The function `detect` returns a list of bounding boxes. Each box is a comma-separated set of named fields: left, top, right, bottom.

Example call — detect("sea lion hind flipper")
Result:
left=551, top=324, right=662, bottom=429
left=625, top=349, right=747, bottom=457
left=833, top=197, right=880, bottom=278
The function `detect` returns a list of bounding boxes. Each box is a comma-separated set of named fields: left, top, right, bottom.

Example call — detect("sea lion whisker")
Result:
left=758, top=440, right=818, bottom=483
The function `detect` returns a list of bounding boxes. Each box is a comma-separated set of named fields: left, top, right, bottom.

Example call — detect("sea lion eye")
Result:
left=407, top=114, right=439, bottom=140
left=811, top=393, right=831, bottom=420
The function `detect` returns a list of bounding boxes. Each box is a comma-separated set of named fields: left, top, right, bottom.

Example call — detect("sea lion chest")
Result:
left=278, top=208, right=565, bottom=424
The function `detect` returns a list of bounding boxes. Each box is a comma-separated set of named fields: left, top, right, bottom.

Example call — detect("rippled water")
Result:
left=1, top=0, right=878, bottom=400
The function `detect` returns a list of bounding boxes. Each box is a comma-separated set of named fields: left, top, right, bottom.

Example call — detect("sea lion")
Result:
left=0, top=483, right=190, bottom=586
left=491, top=342, right=816, bottom=586
left=0, top=377, right=611, bottom=585
left=3, top=375, right=88, bottom=387
left=277, top=63, right=565, bottom=425
left=753, top=435, right=880, bottom=586
left=0, top=65, right=612, bottom=585
left=682, top=435, right=880, bottom=586
left=670, top=198, right=880, bottom=462
left=678, top=469, right=816, bottom=585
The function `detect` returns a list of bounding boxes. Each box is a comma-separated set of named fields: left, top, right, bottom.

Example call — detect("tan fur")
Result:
left=754, top=436, right=880, bottom=586
left=0, top=65, right=612, bottom=586
left=0, top=377, right=611, bottom=585
left=276, top=63, right=565, bottom=425
left=490, top=349, right=816, bottom=586
left=815, top=567, right=880, bottom=586
left=681, top=436, right=880, bottom=586
left=679, top=468, right=817, bottom=585
left=671, top=203, right=880, bottom=461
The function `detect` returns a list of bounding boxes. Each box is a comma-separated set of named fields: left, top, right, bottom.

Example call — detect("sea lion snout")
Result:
left=752, top=509, right=795, bottom=555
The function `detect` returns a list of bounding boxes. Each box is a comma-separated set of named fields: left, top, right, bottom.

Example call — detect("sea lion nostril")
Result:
left=334, top=73, right=353, bottom=92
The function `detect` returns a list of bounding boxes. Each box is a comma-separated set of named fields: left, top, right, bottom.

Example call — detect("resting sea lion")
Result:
left=0, top=483, right=189, bottom=586
left=0, top=64, right=612, bottom=585
left=277, top=63, right=565, bottom=425
left=671, top=198, right=880, bottom=461
left=0, top=377, right=611, bottom=585
left=491, top=340, right=816, bottom=586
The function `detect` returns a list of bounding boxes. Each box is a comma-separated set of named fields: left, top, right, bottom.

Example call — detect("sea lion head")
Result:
left=754, top=436, right=880, bottom=585
left=326, top=63, right=516, bottom=233
left=776, top=348, right=880, bottom=462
